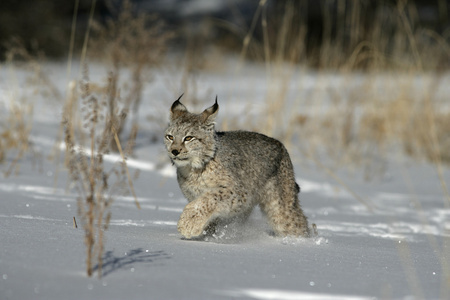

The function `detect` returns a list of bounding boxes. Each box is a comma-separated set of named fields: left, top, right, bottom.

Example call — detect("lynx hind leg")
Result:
left=261, top=178, right=310, bottom=237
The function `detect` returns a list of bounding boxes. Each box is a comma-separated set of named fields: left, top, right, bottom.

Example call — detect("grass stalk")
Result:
left=80, top=0, right=97, bottom=68
left=112, top=125, right=141, bottom=209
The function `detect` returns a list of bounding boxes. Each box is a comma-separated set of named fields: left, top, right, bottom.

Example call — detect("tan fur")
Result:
left=164, top=96, right=310, bottom=239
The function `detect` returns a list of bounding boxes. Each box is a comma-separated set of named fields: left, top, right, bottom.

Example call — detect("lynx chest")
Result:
left=176, top=160, right=233, bottom=202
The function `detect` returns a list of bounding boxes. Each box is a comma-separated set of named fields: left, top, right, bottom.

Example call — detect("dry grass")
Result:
left=228, top=1, right=450, bottom=297
left=0, top=41, right=46, bottom=176
left=57, top=0, right=172, bottom=277
left=0, top=98, right=34, bottom=176
left=1, top=0, right=449, bottom=288
left=227, top=0, right=450, bottom=178
left=87, top=0, right=172, bottom=149
left=62, top=64, right=139, bottom=278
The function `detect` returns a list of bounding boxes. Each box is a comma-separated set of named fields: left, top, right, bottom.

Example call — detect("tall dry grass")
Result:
left=228, top=1, right=450, bottom=297
left=231, top=0, right=450, bottom=176
left=62, top=64, right=140, bottom=278
left=1, top=0, right=448, bottom=288
left=88, top=0, right=172, bottom=150
left=0, top=97, right=34, bottom=176
left=0, top=0, right=156, bottom=277
left=0, top=41, right=47, bottom=176
left=58, top=0, right=174, bottom=277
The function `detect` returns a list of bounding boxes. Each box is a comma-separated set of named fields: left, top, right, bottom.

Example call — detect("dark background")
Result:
left=0, top=0, right=449, bottom=62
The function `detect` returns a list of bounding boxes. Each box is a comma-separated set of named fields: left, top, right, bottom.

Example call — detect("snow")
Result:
left=1, top=60, right=449, bottom=300
left=220, top=289, right=373, bottom=300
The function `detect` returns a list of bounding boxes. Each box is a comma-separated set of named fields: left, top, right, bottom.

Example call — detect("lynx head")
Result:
left=164, top=94, right=219, bottom=169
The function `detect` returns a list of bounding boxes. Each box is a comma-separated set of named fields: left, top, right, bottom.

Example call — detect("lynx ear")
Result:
left=170, top=94, right=187, bottom=120
left=201, top=96, right=219, bottom=124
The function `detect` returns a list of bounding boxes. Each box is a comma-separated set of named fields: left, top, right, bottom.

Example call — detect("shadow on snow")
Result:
left=93, top=248, right=171, bottom=277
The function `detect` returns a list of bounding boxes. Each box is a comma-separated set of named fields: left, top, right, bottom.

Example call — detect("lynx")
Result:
left=164, top=95, right=310, bottom=239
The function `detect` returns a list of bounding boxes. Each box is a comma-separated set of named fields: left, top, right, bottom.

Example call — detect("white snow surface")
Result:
left=0, top=61, right=449, bottom=300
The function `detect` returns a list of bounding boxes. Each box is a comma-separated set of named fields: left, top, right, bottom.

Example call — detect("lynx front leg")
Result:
left=177, top=197, right=217, bottom=239
left=177, top=189, right=251, bottom=239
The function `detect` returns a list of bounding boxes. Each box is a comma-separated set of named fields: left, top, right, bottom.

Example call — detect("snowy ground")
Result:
left=1, top=61, right=449, bottom=300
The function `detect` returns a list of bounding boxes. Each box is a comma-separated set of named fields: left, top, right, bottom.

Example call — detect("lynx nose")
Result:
left=171, top=149, right=180, bottom=156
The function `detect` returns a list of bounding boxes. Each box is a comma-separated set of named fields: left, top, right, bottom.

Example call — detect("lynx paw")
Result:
left=177, top=205, right=211, bottom=239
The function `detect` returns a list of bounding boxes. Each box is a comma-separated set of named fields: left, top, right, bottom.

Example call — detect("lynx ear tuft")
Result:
left=201, top=96, right=219, bottom=124
left=170, top=94, right=187, bottom=119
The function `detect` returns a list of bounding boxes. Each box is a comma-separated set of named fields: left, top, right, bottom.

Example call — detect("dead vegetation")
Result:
left=88, top=0, right=173, bottom=149
left=58, top=0, right=169, bottom=277
left=0, top=40, right=46, bottom=176
left=0, top=97, right=34, bottom=176
left=62, top=64, right=140, bottom=278
left=0, top=0, right=449, bottom=282
left=224, top=0, right=450, bottom=180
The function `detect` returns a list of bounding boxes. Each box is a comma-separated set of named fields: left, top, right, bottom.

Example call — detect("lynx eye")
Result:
left=166, top=135, right=174, bottom=141
left=184, top=136, right=194, bottom=142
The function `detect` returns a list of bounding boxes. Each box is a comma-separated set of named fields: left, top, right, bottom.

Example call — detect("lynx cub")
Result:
left=164, top=95, right=310, bottom=239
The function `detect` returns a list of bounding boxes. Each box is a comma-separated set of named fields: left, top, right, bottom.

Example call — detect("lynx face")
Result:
left=165, top=95, right=218, bottom=169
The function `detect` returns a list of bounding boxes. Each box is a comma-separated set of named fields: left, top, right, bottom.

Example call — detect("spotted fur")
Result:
left=164, top=95, right=310, bottom=239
